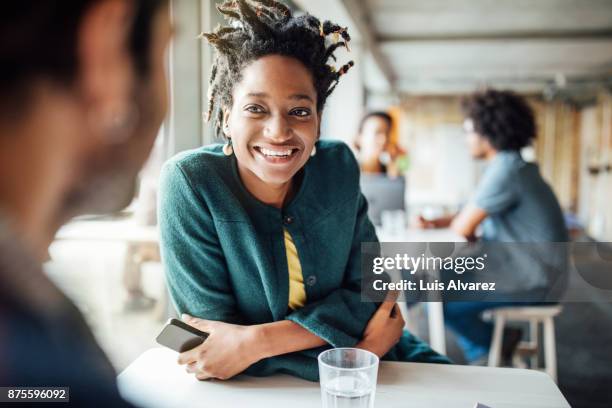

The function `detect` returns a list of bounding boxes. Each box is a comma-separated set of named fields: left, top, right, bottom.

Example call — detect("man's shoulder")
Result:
left=481, top=151, right=525, bottom=184
left=490, top=151, right=526, bottom=174
left=0, top=290, right=133, bottom=405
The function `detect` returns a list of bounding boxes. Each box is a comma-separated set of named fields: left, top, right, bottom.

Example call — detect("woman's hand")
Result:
left=356, top=300, right=405, bottom=358
left=177, top=314, right=261, bottom=380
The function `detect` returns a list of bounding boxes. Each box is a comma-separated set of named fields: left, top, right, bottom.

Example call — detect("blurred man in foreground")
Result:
left=0, top=0, right=171, bottom=404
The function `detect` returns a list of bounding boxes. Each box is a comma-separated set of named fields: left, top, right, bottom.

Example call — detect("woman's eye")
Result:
left=245, top=105, right=265, bottom=114
left=290, top=108, right=311, bottom=117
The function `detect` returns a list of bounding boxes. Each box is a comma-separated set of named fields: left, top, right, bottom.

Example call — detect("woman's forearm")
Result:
left=252, top=320, right=328, bottom=360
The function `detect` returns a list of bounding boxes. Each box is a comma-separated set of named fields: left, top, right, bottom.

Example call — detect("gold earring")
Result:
left=310, top=144, right=317, bottom=157
left=223, top=140, right=233, bottom=156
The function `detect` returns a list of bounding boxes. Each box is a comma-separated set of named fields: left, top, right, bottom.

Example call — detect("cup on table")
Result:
left=318, top=348, right=379, bottom=408
left=380, top=209, right=406, bottom=238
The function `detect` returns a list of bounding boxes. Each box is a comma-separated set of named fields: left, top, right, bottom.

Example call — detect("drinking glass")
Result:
left=381, top=209, right=406, bottom=238
left=318, top=348, right=379, bottom=408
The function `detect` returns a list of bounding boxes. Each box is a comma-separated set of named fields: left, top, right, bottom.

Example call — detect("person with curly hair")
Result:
left=416, top=89, right=568, bottom=364
left=159, top=0, right=448, bottom=382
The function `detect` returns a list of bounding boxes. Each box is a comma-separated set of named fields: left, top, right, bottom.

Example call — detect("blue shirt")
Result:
left=470, top=151, right=569, bottom=294
left=474, top=151, right=568, bottom=242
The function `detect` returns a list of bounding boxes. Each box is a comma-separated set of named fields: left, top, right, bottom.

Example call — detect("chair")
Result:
left=483, top=305, right=563, bottom=383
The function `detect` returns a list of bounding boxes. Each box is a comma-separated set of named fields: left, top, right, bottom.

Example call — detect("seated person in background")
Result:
left=159, top=0, right=449, bottom=383
left=0, top=0, right=170, bottom=405
left=415, top=89, right=568, bottom=364
left=354, top=111, right=407, bottom=178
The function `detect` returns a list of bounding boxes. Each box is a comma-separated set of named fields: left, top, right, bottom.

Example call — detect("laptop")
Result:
left=359, top=174, right=406, bottom=226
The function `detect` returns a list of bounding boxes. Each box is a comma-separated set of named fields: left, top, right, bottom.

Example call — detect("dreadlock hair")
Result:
left=201, top=0, right=355, bottom=138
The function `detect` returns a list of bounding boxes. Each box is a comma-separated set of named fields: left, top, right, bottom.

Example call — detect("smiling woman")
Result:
left=158, top=0, right=449, bottom=382
left=223, top=55, right=320, bottom=205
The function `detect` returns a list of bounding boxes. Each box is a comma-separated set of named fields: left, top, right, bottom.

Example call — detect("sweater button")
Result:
left=283, top=215, right=294, bottom=225
left=306, top=275, right=317, bottom=286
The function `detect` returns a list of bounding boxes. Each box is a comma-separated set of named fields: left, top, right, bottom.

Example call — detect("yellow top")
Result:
left=284, top=228, right=306, bottom=310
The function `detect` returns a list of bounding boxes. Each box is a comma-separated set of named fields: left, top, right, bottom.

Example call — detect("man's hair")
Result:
left=202, top=0, right=355, bottom=138
left=0, top=0, right=165, bottom=108
left=358, top=111, right=393, bottom=134
left=461, top=89, right=536, bottom=151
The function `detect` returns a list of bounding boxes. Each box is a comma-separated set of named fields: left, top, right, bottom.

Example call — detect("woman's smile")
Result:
left=252, top=144, right=302, bottom=165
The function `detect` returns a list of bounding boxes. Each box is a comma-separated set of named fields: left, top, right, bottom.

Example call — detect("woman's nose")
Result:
left=263, top=115, right=292, bottom=142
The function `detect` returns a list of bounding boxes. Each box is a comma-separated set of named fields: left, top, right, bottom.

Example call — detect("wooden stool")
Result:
left=483, top=305, right=563, bottom=383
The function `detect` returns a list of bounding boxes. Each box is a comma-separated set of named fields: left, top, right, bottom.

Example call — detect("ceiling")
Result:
left=294, top=0, right=612, bottom=96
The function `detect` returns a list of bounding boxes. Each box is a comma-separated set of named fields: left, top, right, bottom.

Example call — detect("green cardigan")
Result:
left=158, top=140, right=449, bottom=381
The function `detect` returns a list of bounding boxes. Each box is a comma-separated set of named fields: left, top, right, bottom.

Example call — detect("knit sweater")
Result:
left=158, top=140, right=449, bottom=381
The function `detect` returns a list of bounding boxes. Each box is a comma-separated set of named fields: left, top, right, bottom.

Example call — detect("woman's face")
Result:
left=224, top=55, right=320, bottom=187
left=359, top=116, right=390, bottom=159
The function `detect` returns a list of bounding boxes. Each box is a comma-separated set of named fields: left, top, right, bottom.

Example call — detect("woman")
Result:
left=354, top=111, right=408, bottom=177
left=159, top=0, right=448, bottom=382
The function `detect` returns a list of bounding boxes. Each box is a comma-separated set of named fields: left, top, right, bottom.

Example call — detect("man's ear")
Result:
left=78, top=0, right=134, bottom=129
left=481, top=134, right=495, bottom=152
left=316, top=111, right=322, bottom=140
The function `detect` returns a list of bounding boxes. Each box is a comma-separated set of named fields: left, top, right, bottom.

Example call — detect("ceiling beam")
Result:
left=338, top=0, right=397, bottom=90
left=379, top=29, right=612, bottom=43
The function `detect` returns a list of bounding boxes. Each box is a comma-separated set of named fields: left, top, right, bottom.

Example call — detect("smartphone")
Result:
left=156, top=318, right=209, bottom=353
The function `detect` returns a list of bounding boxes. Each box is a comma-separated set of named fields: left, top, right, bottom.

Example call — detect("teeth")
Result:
left=259, top=147, right=293, bottom=157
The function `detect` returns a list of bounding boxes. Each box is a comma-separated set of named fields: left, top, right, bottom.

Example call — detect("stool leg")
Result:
left=543, top=317, right=557, bottom=383
left=488, top=315, right=505, bottom=367
left=529, top=318, right=539, bottom=369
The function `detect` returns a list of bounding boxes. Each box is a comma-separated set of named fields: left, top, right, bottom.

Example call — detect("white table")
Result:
left=118, top=348, right=569, bottom=408
left=55, top=217, right=159, bottom=243
left=375, top=227, right=465, bottom=355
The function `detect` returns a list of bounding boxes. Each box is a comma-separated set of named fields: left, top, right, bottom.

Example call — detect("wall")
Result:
left=165, top=0, right=224, bottom=159
left=319, top=45, right=366, bottom=144
left=578, top=93, right=612, bottom=240
left=399, top=96, right=479, bottom=212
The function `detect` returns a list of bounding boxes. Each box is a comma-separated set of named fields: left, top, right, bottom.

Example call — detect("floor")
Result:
left=46, top=237, right=612, bottom=408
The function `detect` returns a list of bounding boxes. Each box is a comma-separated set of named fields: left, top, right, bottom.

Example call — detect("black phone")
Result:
left=156, top=318, right=209, bottom=353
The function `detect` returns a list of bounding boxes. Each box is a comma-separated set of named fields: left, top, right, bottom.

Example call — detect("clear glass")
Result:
left=318, top=348, right=379, bottom=408
left=381, top=209, right=406, bottom=238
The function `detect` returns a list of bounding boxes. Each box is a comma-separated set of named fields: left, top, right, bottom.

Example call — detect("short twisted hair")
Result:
left=461, top=89, right=536, bottom=151
left=201, top=0, right=354, bottom=138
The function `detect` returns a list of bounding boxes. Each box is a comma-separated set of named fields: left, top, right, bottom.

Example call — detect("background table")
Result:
left=118, top=348, right=569, bottom=408
left=376, top=227, right=465, bottom=355
left=54, top=216, right=167, bottom=318
left=55, top=217, right=159, bottom=243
